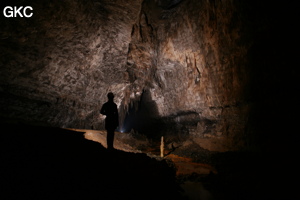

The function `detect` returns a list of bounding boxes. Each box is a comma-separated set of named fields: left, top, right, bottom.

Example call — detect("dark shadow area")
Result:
left=244, top=1, right=300, bottom=153
left=122, top=89, right=163, bottom=139
left=157, top=0, right=183, bottom=9
left=179, top=150, right=298, bottom=200
left=0, top=123, right=182, bottom=200
left=122, top=89, right=200, bottom=141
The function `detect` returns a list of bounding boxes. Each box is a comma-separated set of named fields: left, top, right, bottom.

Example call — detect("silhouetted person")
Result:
left=100, top=92, right=119, bottom=150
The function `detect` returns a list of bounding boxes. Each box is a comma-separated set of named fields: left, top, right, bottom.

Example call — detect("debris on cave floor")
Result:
left=40, top=127, right=293, bottom=200
left=69, top=128, right=219, bottom=177
left=165, top=154, right=217, bottom=176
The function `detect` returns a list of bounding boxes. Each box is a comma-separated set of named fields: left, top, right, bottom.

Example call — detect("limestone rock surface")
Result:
left=1, top=0, right=298, bottom=151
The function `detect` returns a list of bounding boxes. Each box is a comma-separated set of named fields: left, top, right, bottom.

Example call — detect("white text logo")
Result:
left=3, top=6, right=33, bottom=18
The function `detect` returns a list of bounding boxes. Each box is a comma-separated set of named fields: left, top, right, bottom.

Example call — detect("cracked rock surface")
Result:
left=1, top=0, right=298, bottom=151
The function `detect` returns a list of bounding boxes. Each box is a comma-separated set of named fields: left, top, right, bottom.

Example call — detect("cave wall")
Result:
left=1, top=0, right=298, bottom=151
left=0, top=0, right=143, bottom=128
left=125, top=0, right=257, bottom=150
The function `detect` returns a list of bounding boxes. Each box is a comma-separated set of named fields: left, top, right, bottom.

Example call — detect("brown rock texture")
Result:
left=1, top=0, right=143, bottom=128
left=1, top=0, right=298, bottom=151
left=126, top=0, right=252, bottom=151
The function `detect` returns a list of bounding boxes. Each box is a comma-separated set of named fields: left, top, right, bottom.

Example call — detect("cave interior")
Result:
left=0, top=0, right=299, bottom=199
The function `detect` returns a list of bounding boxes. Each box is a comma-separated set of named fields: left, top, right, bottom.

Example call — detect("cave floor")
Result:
left=2, top=125, right=297, bottom=200
left=68, top=128, right=217, bottom=176
left=1, top=124, right=182, bottom=200
left=69, top=128, right=298, bottom=200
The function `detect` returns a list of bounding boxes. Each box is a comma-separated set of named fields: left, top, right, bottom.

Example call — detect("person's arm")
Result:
left=100, top=104, right=106, bottom=115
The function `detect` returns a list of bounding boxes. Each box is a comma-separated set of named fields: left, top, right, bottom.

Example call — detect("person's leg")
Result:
left=106, top=129, right=115, bottom=150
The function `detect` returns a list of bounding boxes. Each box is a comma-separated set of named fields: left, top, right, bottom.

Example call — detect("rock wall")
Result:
left=1, top=0, right=298, bottom=151
left=124, top=0, right=254, bottom=150
left=0, top=0, right=143, bottom=128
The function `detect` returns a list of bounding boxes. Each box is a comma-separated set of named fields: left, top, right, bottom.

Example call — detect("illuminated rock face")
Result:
left=0, top=0, right=296, bottom=151
left=0, top=0, right=143, bottom=128
left=124, top=0, right=252, bottom=150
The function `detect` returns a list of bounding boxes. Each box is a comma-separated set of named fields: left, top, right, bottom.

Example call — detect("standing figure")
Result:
left=100, top=92, right=119, bottom=150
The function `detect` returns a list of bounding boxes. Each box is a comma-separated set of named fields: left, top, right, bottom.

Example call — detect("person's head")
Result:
left=107, top=92, right=114, bottom=101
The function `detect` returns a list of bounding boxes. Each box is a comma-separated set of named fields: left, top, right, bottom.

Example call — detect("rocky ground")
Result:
left=68, top=128, right=298, bottom=200
left=1, top=124, right=298, bottom=200
left=0, top=124, right=182, bottom=200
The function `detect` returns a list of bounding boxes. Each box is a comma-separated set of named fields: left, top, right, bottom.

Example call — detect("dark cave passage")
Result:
left=121, top=89, right=202, bottom=141
left=121, top=89, right=162, bottom=138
